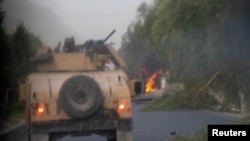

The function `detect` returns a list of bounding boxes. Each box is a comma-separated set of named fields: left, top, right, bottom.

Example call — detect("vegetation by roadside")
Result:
left=142, top=89, right=250, bottom=141
left=142, top=91, right=217, bottom=111
left=0, top=101, right=25, bottom=130
left=119, top=0, right=250, bottom=112
left=0, top=0, right=42, bottom=128
left=168, top=126, right=207, bottom=141
left=167, top=113, right=250, bottom=141
left=142, top=89, right=246, bottom=115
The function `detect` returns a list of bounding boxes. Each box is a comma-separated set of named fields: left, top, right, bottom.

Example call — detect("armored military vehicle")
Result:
left=19, top=30, right=142, bottom=141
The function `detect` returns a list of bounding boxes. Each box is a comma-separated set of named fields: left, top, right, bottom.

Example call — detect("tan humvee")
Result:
left=19, top=30, right=143, bottom=141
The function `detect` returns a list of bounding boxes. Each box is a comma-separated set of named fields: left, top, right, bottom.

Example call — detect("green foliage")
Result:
left=0, top=0, right=16, bottom=115
left=12, top=22, right=42, bottom=79
left=152, top=0, right=221, bottom=43
left=169, top=126, right=207, bottom=141
left=233, top=115, right=250, bottom=124
left=0, top=1, right=42, bottom=125
left=118, top=24, right=148, bottom=73
left=118, top=1, right=159, bottom=74
left=168, top=115, right=250, bottom=141
left=0, top=100, right=25, bottom=128
left=142, top=91, right=217, bottom=111
left=120, top=0, right=250, bottom=110
left=0, top=28, right=15, bottom=91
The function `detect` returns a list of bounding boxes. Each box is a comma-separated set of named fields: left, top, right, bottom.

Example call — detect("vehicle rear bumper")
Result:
left=31, top=116, right=132, bottom=134
left=32, top=118, right=117, bottom=134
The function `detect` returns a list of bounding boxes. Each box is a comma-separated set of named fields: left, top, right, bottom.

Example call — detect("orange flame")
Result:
left=145, top=69, right=163, bottom=92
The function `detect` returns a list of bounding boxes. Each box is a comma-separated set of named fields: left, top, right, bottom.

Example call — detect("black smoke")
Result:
left=139, top=52, right=164, bottom=90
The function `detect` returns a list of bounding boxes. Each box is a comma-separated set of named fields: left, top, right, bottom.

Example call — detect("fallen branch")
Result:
left=196, top=68, right=222, bottom=94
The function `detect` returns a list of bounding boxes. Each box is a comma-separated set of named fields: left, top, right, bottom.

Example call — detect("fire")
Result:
left=145, top=69, right=163, bottom=92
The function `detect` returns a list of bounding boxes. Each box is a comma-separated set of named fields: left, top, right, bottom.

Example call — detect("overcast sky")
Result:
left=3, top=0, right=152, bottom=49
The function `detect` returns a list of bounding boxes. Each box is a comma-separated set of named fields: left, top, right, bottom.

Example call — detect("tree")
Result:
left=0, top=0, right=17, bottom=122
left=0, top=1, right=43, bottom=124
left=0, top=0, right=15, bottom=95
left=120, top=0, right=250, bottom=111
left=12, top=22, right=42, bottom=80
left=118, top=1, right=161, bottom=75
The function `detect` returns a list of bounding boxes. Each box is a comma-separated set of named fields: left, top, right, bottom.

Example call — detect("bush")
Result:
left=142, top=90, right=218, bottom=111
left=168, top=115, right=250, bottom=141
left=169, top=126, right=207, bottom=141
left=0, top=99, right=25, bottom=129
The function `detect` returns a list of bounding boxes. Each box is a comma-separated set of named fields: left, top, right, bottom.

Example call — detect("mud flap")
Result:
left=116, top=130, right=132, bottom=141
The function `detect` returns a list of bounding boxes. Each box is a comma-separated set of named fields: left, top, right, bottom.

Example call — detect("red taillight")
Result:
left=38, top=106, right=44, bottom=113
left=36, top=104, right=45, bottom=115
left=118, top=104, right=125, bottom=110
left=117, top=101, right=126, bottom=113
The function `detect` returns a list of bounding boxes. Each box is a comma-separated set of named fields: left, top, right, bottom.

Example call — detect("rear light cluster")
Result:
left=118, top=104, right=125, bottom=110
left=31, top=103, right=46, bottom=116
left=117, top=101, right=131, bottom=113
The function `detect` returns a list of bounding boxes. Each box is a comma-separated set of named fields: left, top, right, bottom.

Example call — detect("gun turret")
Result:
left=62, top=30, right=116, bottom=53
left=103, top=29, right=116, bottom=44
left=30, top=29, right=125, bottom=72
left=79, top=29, right=116, bottom=53
left=83, top=29, right=116, bottom=47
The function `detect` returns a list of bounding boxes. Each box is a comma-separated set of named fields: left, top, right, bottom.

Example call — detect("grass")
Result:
left=142, top=90, right=218, bottom=111
left=143, top=89, right=250, bottom=141
left=4, top=111, right=25, bottom=125
left=167, top=115, right=250, bottom=141
left=0, top=101, right=25, bottom=130
left=168, top=126, right=207, bottom=141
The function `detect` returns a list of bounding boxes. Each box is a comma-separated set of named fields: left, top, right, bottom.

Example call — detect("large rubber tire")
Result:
left=59, top=75, right=103, bottom=118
